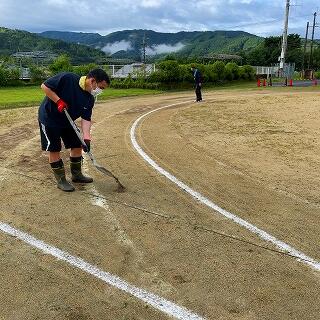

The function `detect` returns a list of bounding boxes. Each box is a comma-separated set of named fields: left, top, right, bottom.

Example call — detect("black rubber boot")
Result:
left=51, top=160, right=75, bottom=192
left=70, top=157, right=93, bottom=183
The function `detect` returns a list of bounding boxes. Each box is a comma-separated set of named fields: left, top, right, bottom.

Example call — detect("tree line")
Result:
left=1, top=33, right=320, bottom=88
left=111, top=60, right=255, bottom=90
left=167, top=34, right=320, bottom=72
left=0, top=54, right=255, bottom=89
left=242, top=34, right=320, bottom=71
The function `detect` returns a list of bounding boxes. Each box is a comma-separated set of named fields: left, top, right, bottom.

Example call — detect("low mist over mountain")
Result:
left=40, top=29, right=263, bottom=61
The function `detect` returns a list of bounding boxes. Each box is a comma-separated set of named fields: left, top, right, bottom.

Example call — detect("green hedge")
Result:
left=110, top=78, right=162, bottom=90
left=0, top=58, right=256, bottom=89
left=79, top=61, right=255, bottom=90
left=0, top=67, right=20, bottom=86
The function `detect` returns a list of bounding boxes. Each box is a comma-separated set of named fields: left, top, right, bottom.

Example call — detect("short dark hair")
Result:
left=87, top=68, right=110, bottom=84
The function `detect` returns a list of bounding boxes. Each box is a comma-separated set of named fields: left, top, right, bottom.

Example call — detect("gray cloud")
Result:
left=101, top=41, right=133, bottom=54
left=0, top=0, right=319, bottom=37
left=146, top=43, right=185, bottom=56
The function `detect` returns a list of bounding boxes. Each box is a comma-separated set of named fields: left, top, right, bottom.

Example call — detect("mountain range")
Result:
left=40, top=29, right=263, bottom=61
left=0, top=26, right=264, bottom=63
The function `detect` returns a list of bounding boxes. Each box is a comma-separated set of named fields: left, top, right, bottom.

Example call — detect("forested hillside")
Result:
left=2, top=27, right=319, bottom=69
left=0, top=27, right=106, bottom=64
left=40, top=29, right=263, bottom=61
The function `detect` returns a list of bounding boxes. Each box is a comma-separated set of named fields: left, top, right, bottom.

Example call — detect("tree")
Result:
left=0, top=66, right=8, bottom=86
left=211, top=61, right=225, bottom=80
left=49, top=54, right=72, bottom=74
left=29, top=65, right=46, bottom=82
left=157, top=60, right=181, bottom=83
left=225, top=62, right=239, bottom=80
left=311, top=47, right=320, bottom=70
left=245, top=34, right=303, bottom=69
left=0, top=66, right=20, bottom=86
left=239, top=65, right=255, bottom=79
left=205, top=64, right=219, bottom=83
left=72, top=63, right=97, bottom=76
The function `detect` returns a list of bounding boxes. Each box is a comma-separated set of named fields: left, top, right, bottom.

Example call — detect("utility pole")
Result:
left=301, top=21, right=309, bottom=77
left=308, top=12, right=317, bottom=70
left=141, top=33, right=147, bottom=64
left=141, top=32, right=149, bottom=78
left=279, top=0, right=290, bottom=77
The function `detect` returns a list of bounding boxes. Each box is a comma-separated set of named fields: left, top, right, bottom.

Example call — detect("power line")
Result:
left=228, top=13, right=311, bottom=30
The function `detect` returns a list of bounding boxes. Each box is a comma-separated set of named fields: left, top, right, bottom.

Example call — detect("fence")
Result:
left=106, top=63, right=156, bottom=78
left=15, top=63, right=156, bottom=81
left=20, top=67, right=31, bottom=80
left=254, top=63, right=295, bottom=79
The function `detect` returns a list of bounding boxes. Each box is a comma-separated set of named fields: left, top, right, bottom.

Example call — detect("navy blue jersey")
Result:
left=38, top=72, right=94, bottom=128
left=193, top=69, right=202, bottom=84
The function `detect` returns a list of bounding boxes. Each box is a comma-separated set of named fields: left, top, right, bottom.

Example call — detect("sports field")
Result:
left=0, top=87, right=319, bottom=319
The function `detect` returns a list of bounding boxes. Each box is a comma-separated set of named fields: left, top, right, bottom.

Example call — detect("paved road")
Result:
left=269, top=80, right=318, bottom=87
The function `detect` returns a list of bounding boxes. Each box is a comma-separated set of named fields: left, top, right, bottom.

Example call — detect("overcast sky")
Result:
left=0, top=0, right=319, bottom=38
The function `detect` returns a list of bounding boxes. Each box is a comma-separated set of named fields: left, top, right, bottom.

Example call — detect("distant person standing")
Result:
left=38, top=68, right=110, bottom=192
left=191, top=65, right=202, bottom=102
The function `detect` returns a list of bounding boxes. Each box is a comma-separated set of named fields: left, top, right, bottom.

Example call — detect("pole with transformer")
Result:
left=142, top=33, right=147, bottom=64
left=301, top=21, right=309, bottom=78
left=279, top=0, right=290, bottom=78
left=308, top=12, right=317, bottom=71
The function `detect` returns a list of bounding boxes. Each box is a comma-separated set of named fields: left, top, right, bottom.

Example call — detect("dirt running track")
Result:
left=0, top=89, right=319, bottom=320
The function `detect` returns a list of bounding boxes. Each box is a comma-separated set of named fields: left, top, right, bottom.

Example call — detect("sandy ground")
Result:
left=0, top=88, right=319, bottom=320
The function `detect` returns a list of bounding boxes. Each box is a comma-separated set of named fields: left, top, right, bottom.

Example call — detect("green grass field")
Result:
left=0, top=86, right=163, bottom=110
left=1, top=82, right=319, bottom=110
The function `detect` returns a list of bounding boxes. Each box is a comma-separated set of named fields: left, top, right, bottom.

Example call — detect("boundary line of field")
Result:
left=0, top=222, right=204, bottom=320
left=130, top=100, right=320, bottom=272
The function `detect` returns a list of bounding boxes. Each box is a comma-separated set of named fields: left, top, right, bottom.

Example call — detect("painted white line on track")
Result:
left=0, top=222, right=205, bottom=320
left=130, top=101, right=320, bottom=272
left=89, top=184, right=144, bottom=257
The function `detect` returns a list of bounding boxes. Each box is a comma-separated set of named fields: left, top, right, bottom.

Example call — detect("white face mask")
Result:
left=91, top=87, right=103, bottom=97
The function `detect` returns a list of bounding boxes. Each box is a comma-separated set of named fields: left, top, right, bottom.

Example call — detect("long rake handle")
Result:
left=63, top=109, right=125, bottom=190
left=64, top=109, right=87, bottom=147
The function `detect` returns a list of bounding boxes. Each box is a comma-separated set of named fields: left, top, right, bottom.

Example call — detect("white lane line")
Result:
left=89, top=184, right=144, bottom=258
left=0, top=167, right=8, bottom=182
left=130, top=101, right=320, bottom=272
left=0, top=222, right=205, bottom=320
